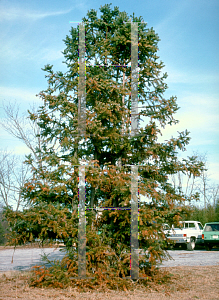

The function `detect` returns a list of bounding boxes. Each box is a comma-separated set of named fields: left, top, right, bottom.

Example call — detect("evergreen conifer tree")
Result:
left=5, top=4, right=205, bottom=285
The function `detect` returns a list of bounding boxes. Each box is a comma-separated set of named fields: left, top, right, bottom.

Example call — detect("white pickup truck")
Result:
left=167, top=221, right=204, bottom=251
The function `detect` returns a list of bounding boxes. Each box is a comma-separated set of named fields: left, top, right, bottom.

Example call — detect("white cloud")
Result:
left=0, top=37, right=64, bottom=64
left=13, top=144, right=31, bottom=155
left=157, top=107, right=219, bottom=146
left=0, top=6, right=74, bottom=22
left=40, top=48, right=64, bottom=62
left=144, top=91, right=218, bottom=137
left=208, top=162, right=219, bottom=184
left=0, top=86, right=41, bottom=104
left=163, top=66, right=219, bottom=85
left=157, top=92, right=219, bottom=140
left=0, top=0, right=90, bottom=23
left=180, top=112, right=218, bottom=132
left=180, top=94, right=219, bottom=109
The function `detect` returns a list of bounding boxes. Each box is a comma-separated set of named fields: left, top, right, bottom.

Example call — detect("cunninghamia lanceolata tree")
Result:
left=4, top=4, right=205, bottom=289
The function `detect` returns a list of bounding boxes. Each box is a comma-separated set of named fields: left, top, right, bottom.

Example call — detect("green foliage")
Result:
left=0, top=206, right=9, bottom=245
left=4, top=203, right=78, bottom=247
left=4, top=3, right=205, bottom=289
left=183, top=199, right=219, bottom=225
left=0, top=221, right=5, bottom=245
left=216, top=199, right=219, bottom=221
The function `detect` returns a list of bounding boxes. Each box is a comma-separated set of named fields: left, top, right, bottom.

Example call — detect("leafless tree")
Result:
left=0, top=102, right=46, bottom=210
left=0, top=102, right=43, bottom=166
left=194, top=153, right=219, bottom=209
left=171, top=152, right=219, bottom=210
left=211, top=184, right=219, bottom=208
left=170, top=154, right=205, bottom=202
left=0, top=151, right=30, bottom=211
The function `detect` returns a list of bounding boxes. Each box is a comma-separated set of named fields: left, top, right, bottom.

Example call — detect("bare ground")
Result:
left=0, top=265, right=218, bottom=300
left=0, top=243, right=60, bottom=251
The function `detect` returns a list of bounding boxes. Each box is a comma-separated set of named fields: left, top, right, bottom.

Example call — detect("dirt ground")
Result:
left=0, top=265, right=218, bottom=300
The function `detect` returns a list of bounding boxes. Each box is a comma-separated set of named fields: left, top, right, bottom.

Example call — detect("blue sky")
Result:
left=0, top=0, right=219, bottom=187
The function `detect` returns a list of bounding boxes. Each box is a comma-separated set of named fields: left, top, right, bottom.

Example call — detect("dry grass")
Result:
left=0, top=265, right=218, bottom=299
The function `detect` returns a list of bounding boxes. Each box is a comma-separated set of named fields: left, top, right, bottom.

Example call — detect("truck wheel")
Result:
left=204, top=244, right=212, bottom=251
left=187, top=238, right=195, bottom=251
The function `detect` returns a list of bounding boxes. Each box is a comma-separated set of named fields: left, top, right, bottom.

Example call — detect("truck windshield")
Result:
left=198, top=223, right=203, bottom=230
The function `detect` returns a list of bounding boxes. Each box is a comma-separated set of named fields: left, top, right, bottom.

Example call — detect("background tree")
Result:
left=4, top=4, right=205, bottom=286
left=0, top=150, right=29, bottom=211
left=183, top=198, right=219, bottom=224
left=0, top=102, right=48, bottom=211
left=174, top=152, right=219, bottom=224
left=0, top=204, right=9, bottom=245
left=197, top=154, right=219, bottom=211
left=0, top=102, right=45, bottom=173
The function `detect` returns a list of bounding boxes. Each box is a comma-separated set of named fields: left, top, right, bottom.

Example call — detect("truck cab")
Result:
left=168, top=221, right=203, bottom=251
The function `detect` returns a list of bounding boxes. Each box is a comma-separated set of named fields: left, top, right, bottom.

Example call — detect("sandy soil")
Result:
left=0, top=265, right=218, bottom=300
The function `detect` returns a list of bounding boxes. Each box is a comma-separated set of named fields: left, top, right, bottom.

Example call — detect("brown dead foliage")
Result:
left=0, top=265, right=218, bottom=300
